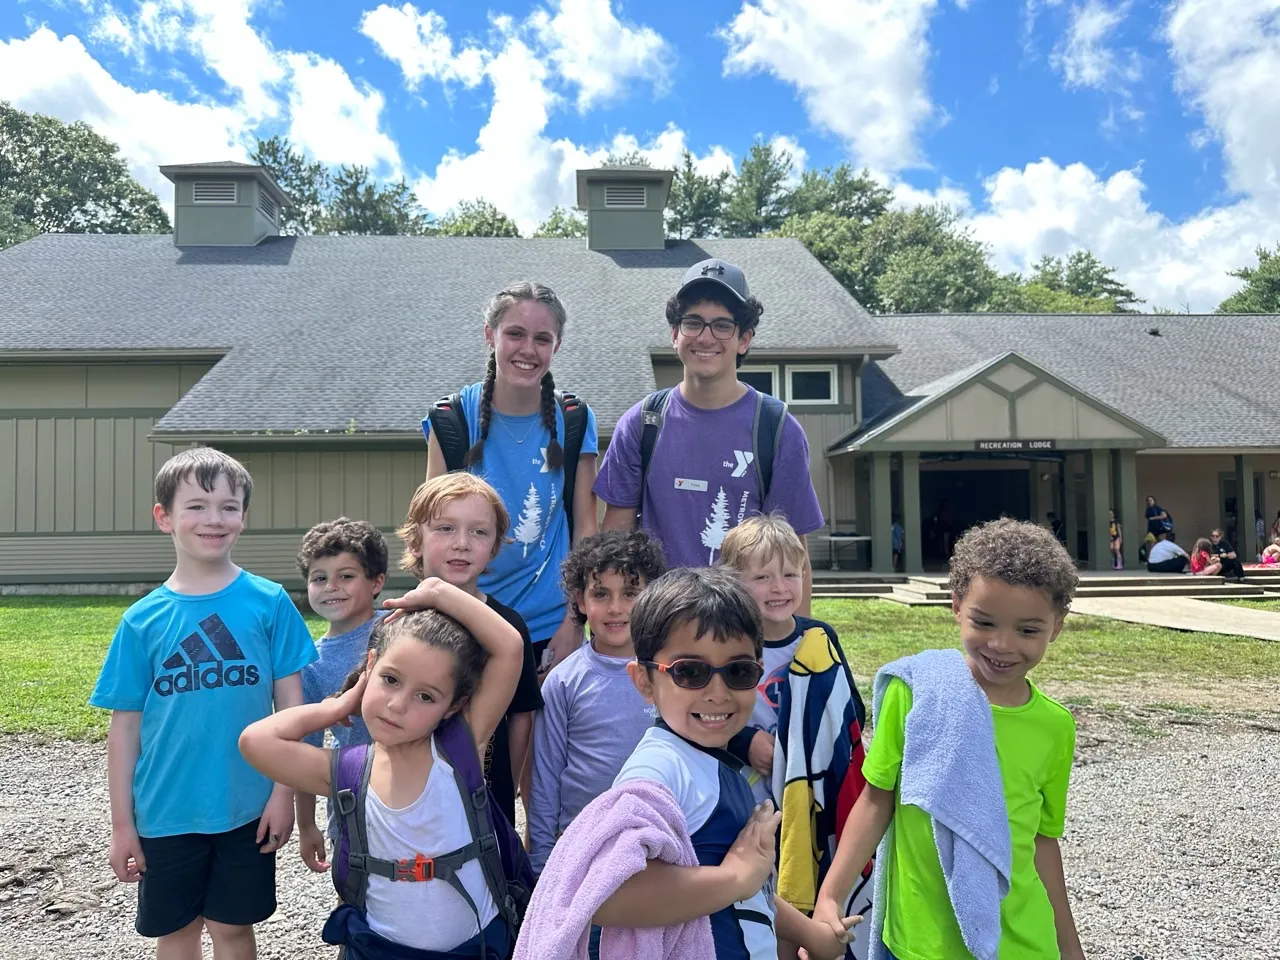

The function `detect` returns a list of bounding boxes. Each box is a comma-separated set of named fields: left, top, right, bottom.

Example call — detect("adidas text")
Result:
left=154, top=661, right=260, bottom=697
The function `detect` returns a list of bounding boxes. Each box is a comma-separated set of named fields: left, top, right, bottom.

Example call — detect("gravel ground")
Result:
left=2, top=710, right=1278, bottom=959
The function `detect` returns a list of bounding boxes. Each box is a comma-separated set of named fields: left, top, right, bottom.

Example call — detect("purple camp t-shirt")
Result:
left=594, top=386, right=824, bottom=567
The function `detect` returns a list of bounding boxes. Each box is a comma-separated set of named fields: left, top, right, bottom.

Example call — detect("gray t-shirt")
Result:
left=301, top=615, right=380, bottom=838
left=593, top=385, right=824, bottom=567
left=528, top=641, right=657, bottom=873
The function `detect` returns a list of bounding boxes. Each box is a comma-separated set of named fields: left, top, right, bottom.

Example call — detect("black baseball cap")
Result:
left=677, top=258, right=749, bottom=304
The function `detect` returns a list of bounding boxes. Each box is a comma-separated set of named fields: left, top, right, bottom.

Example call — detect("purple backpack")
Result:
left=329, top=713, right=534, bottom=954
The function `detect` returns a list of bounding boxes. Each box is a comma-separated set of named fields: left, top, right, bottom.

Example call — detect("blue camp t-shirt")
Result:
left=422, top=381, right=599, bottom=641
left=89, top=570, right=317, bottom=838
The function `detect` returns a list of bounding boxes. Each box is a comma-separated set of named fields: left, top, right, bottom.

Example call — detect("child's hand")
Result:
left=108, top=823, right=146, bottom=883
left=797, top=898, right=862, bottom=960
left=330, top=670, right=368, bottom=726
left=721, top=800, right=782, bottom=902
left=382, top=577, right=447, bottom=620
left=257, top=784, right=296, bottom=854
left=298, top=823, right=330, bottom=873
left=748, top=729, right=775, bottom=777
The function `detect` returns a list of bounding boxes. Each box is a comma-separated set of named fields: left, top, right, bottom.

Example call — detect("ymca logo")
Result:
left=154, top=614, right=260, bottom=697
left=728, top=450, right=754, bottom=478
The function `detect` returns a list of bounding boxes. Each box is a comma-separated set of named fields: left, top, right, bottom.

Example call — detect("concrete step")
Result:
left=1075, top=584, right=1268, bottom=599
left=812, top=583, right=905, bottom=596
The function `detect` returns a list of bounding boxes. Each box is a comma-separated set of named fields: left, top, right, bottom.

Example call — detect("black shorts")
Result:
left=136, top=818, right=276, bottom=938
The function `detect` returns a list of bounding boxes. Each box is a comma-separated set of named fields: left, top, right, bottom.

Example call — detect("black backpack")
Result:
left=428, top=390, right=590, bottom=539
left=638, top=387, right=788, bottom=504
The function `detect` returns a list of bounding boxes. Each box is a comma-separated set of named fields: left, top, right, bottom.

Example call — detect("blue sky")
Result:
left=2, top=0, right=1278, bottom=310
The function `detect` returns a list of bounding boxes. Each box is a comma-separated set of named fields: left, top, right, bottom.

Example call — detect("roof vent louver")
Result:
left=193, top=180, right=237, bottom=204
left=604, top=184, right=646, bottom=208
left=257, top=191, right=277, bottom=222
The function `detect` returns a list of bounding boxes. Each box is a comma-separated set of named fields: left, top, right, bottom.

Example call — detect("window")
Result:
left=257, top=191, right=277, bottom=222
left=193, top=180, right=237, bottom=204
left=738, top=364, right=779, bottom=397
left=604, top=184, right=646, bottom=208
left=786, top=364, right=838, bottom=404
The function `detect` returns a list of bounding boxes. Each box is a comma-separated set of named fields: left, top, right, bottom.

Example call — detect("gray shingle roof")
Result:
left=0, top=234, right=892, bottom=434
left=864, top=313, right=1280, bottom=448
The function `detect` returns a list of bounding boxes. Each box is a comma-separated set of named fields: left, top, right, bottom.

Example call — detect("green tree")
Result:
left=533, top=205, right=586, bottom=238
left=0, top=200, right=38, bottom=250
left=602, top=150, right=650, bottom=167
left=252, top=138, right=429, bottom=236
left=0, top=101, right=169, bottom=239
left=1030, top=251, right=1141, bottom=311
left=723, top=140, right=794, bottom=238
left=985, top=275, right=1119, bottom=314
left=785, top=164, right=892, bottom=224
left=252, top=136, right=329, bottom=235
left=873, top=219, right=998, bottom=314
left=665, top=151, right=728, bottom=239
left=776, top=210, right=867, bottom=297
left=1218, top=245, right=1280, bottom=313
left=436, top=198, right=521, bottom=238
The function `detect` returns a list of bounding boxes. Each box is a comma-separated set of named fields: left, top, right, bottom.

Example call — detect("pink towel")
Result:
left=513, top=778, right=715, bottom=960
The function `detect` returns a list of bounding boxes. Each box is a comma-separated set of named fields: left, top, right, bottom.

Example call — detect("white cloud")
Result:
left=0, top=27, right=250, bottom=206
left=358, top=3, right=488, bottom=89
left=1165, top=0, right=1280, bottom=199
left=282, top=53, right=401, bottom=171
left=1050, top=0, right=1139, bottom=91
left=528, top=0, right=671, bottom=110
left=720, top=0, right=946, bottom=173
left=966, top=158, right=1276, bottom=311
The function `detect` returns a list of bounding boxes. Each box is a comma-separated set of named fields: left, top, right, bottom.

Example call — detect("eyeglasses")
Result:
left=639, top=658, right=764, bottom=690
left=678, top=317, right=738, bottom=340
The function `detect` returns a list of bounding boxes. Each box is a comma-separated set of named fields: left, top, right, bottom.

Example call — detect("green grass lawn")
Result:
left=1217, top=598, right=1280, bottom=613
left=4, top=595, right=1280, bottom=740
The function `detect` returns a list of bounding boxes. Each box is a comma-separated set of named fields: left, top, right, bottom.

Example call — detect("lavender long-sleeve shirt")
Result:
left=529, top=641, right=656, bottom=873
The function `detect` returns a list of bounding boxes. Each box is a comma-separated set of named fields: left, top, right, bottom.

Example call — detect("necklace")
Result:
left=494, top=412, right=540, bottom=445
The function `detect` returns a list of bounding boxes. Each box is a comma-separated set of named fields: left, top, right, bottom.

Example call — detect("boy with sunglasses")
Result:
left=599, top=568, right=857, bottom=960
left=594, top=259, right=824, bottom=612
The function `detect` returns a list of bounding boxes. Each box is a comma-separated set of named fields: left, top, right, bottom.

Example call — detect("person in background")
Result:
left=1108, top=508, right=1123, bottom=571
left=1189, top=538, right=1220, bottom=577
left=1209, top=528, right=1247, bottom=582
left=1146, top=529, right=1189, bottom=574
left=1144, top=496, right=1171, bottom=537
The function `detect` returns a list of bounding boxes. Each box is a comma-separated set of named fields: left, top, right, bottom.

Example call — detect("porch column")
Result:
left=1086, top=449, right=1111, bottom=571
left=1237, top=454, right=1257, bottom=560
left=870, top=451, right=894, bottom=573
left=1116, top=449, right=1140, bottom=569
left=1061, top=455, right=1078, bottom=561
left=1028, top=466, right=1042, bottom=524
left=901, top=452, right=922, bottom=573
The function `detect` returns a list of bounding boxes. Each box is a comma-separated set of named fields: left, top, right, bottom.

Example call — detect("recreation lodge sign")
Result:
left=974, top=440, right=1058, bottom=452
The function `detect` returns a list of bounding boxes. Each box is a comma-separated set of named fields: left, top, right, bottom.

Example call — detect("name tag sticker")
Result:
left=674, top=478, right=708, bottom=492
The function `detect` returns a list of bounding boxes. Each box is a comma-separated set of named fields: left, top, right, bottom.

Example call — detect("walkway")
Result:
left=1070, top=596, right=1280, bottom=642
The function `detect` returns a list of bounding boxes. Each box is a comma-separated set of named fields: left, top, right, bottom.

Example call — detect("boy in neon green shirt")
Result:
left=807, top=519, right=1085, bottom=960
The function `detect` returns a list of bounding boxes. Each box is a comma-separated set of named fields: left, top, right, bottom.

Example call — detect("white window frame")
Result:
left=738, top=363, right=780, bottom=398
left=193, top=180, right=237, bottom=204
left=786, top=363, right=838, bottom=405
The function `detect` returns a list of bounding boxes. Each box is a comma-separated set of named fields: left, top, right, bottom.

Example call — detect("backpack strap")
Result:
left=436, top=714, right=524, bottom=941
left=330, top=743, right=375, bottom=911
left=556, top=390, right=589, bottom=542
left=751, top=393, right=788, bottom=501
left=427, top=393, right=470, bottom=472
left=638, top=388, right=674, bottom=513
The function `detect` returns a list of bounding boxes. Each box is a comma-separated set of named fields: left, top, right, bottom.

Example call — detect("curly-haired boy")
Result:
left=528, top=529, right=667, bottom=874
left=812, top=519, right=1085, bottom=960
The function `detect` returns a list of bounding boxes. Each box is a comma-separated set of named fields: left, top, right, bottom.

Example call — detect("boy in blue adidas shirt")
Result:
left=604, top=568, right=857, bottom=960
left=293, top=517, right=389, bottom=874
left=90, top=447, right=317, bottom=957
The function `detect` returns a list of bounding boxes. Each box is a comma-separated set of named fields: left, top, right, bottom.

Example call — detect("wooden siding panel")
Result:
left=75, top=419, right=96, bottom=530
left=0, top=420, right=15, bottom=533
left=35, top=419, right=55, bottom=531
left=319, top=455, right=345, bottom=520
left=54, top=419, right=76, bottom=531
left=16, top=419, right=36, bottom=533
left=271, top=452, right=297, bottom=530
left=0, top=366, right=87, bottom=409
left=366, top=452, right=393, bottom=526
left=343, top=453, right=367, bottom=521
left=137, top=419, right=162, bottom=532
left=114, top=418, right=136, bottom=531
left=86, top=365, right=182, bottom=408
left=94, top=419, right=116, bottom=530
left=293, top=452, right=321, bottom=526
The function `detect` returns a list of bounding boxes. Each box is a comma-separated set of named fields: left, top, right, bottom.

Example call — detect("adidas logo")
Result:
left=153, top=614, right=261, bottom=697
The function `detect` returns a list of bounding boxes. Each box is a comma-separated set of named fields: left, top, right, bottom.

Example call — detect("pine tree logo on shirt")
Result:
left=153, top=614, right=261, bottom=697
left=514, top=483, right=543, bottom=557
left=701, top=486, right=730, bottom=563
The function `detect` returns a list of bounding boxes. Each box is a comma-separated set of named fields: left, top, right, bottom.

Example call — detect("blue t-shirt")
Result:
left=422, top=381, right=599, bottom=641
left=616, top=725, right=777, bottom=959
left=89, top=570, right=317, bottom=837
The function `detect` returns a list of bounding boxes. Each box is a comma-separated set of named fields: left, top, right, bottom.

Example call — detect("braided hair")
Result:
left=465, top=282, right=568, bottom=469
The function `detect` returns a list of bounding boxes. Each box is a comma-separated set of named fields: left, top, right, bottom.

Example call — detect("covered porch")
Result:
left=824, top=352, right=1169, bottom=573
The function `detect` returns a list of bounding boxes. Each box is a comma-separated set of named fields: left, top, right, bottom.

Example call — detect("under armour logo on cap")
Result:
left=679, top=258, right=749, bottom=303
left=701, top=264, right=726, bottom=277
